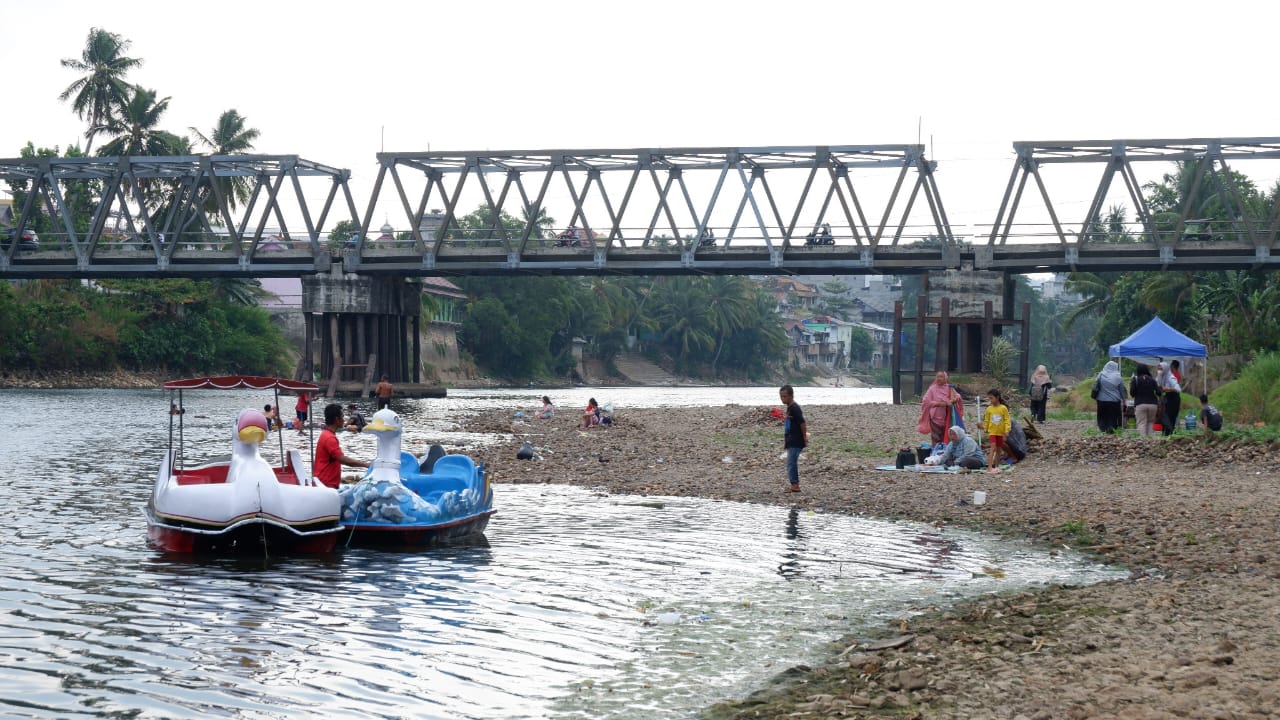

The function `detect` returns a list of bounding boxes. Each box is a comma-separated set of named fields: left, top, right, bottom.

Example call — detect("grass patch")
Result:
left=1060, top=519, right=1098, bottom=546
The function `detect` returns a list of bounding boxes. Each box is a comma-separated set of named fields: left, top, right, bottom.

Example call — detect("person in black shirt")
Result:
left=780, top=384, right=808, bottom=493
left=1129, top=364, right=1161, bottom=437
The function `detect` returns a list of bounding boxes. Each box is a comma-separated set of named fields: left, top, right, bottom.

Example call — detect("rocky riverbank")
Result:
left=0, top=368, right=168, bottom=389
left=464, top=401, right=1280, bottom=719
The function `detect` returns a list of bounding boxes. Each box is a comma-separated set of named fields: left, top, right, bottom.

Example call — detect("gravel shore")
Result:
left=463, top=401, right=1280, bottom=719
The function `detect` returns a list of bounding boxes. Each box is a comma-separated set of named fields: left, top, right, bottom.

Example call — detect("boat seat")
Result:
left=417, top=444, right=447, bottom=473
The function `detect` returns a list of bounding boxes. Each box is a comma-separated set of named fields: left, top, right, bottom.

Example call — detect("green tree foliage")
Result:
left=6, top=144, right=98, bottom=239
left=59, top=28, right=142, bottom=154
left=0, top=279, right=288, bottom=375
left=94, top=85, right=185, bottom=159
left=847, top=327, right=875, bottom=364
left=327, top=219, right=361, bottom=250
left=190, top=109, right=261, bottom=212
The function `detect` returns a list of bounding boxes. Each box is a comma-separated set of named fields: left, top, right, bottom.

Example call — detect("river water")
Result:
left=0, top=387, right=1123, bottom=719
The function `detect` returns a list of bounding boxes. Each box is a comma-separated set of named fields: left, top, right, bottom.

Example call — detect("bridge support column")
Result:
left=891, top=270, right=1031, bottom=404
left=302, top=269, right=424, bottom=391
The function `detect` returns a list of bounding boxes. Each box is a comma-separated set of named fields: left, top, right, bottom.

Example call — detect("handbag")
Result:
left=1090, top=379, right=1100, bottom=400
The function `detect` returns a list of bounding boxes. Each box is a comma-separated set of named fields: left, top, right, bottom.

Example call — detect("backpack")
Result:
left=1031, top=383, right=1046, bottom=401
left=1204, top=406, right=1223, bottom=431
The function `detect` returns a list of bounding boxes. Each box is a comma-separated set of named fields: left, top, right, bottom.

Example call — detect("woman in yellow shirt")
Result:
left=981, top=389, right=1012, bottom=473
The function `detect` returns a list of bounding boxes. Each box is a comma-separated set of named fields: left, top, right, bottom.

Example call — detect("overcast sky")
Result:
left=3, top=0, right=1278, bottom=237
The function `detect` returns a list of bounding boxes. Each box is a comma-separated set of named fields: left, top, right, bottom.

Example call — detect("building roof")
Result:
left=422, top=276, right=466, bottom=299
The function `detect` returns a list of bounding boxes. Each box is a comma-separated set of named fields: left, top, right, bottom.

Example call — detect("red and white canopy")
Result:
left=163, top=376, right=321, bottom=392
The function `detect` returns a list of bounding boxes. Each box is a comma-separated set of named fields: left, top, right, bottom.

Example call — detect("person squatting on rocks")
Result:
left=918, top=371, right=963, bottom=445
left=581, top=398, right=601, bottom=429
left=780, top=384, right=808, bottom=493
left=1199, top=394, right=1223, bottom=433
left=938, top=425, right=986, bottom=469
left=1028, top=365, right=1053, bottom=422
left=1093, top=361, right=1127, bottom=433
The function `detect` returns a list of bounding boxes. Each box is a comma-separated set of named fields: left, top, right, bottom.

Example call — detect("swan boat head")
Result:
left=361, top=408, right=404, bottom=481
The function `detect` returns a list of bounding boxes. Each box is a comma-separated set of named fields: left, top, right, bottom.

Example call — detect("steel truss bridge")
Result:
left=2, top=137, right=1279, bottom=279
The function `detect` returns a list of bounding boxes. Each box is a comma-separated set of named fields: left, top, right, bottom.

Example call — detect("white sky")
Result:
left=3, top=0, right=1279, bottom=238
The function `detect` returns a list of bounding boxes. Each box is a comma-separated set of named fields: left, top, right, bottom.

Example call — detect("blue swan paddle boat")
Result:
left=338, top=408, right=494, bottom=547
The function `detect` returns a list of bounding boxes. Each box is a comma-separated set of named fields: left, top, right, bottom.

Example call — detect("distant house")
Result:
left=764, top=277, right=819, bottom=312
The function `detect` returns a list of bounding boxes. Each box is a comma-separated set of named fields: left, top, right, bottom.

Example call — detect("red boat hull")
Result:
left=147, top=517, right=340, bottom=554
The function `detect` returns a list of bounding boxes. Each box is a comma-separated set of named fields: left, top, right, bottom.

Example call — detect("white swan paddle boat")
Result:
left=145, top=376, right=342, bottom=554
left=339, top=408, right=494, bottom=547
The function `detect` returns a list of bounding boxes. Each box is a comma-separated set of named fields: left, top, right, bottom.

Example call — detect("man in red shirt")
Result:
left=314, top=403, right=368, bottom=488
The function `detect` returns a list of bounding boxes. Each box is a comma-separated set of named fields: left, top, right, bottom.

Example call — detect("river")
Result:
left=0, top=386, right=1123, bottom=719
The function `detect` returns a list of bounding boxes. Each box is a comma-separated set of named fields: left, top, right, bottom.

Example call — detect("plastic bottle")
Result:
left=1184, top=412, right=1196, bottom=431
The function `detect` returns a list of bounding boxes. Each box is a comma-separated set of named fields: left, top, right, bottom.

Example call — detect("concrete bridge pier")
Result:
left=301, top=267, right=422, bottom=387
left=892, top=270, right=1031, bottom=403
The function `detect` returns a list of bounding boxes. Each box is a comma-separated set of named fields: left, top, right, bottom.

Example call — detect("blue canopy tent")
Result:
left=1109, top=316, right=1207, bottom=394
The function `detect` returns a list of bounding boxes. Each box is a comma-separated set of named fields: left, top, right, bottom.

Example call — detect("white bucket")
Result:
left=973, top=490, right=986, bottom=506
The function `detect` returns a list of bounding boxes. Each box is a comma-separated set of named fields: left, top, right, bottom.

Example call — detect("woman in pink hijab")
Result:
left=918, top=371, right=963, bottom=444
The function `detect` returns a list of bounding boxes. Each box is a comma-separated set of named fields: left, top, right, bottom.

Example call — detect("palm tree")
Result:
left=59, top=28, right=143, bottom=154
left=190, top=110, right=260, bottom=211
left=651, top=279, right=715, bottom=367
left=94, top=85, right=184, bottom=158
left=1061, top=271, right=1118, bottom=331
left=704, top=276, right=753, bottom=372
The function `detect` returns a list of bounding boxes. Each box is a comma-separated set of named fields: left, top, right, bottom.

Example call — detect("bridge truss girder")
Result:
left=351, top=145, right=952, bottom=275
left=987, top=137, right=1280, bottom=270
left=0, top=154, right=359, bottom=276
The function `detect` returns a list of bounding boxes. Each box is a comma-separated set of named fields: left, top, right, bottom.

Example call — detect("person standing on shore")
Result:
left=780, top=384, right=808, bottom=493
left=1093, top=361, right=1126, bottom=433
left=981, top=389, right=1012, bottom=473
left=1156, top=361, right=1182, bottom=436
left=918, top=371, right=964, bottom=445
left=1129, top=364, right=1161, bottom=437
left=375, top=375, right=394, bottom=411
left=314, top=403, right=369, bottom=489
left=1028, top=365, right=1053, bottom=422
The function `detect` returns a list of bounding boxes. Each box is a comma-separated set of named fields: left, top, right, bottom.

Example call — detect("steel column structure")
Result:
left=985, top=137, right=1280, bottom=272
left=0, top=154, right=359, bottom=277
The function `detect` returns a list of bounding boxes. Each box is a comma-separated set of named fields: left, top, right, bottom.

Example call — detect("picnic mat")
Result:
left=874, top=464, right=964, bottom=474
left=874, top=464, right=1014, bottom=474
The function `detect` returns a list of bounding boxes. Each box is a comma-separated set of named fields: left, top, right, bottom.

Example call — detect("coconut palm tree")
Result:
left=59, top=28, right=143, bottom=154
left=704, top=275, right=753, bottom=372
left=94, top=86, right=184, bottom=158
left=190, top=110, right=260, bottom=211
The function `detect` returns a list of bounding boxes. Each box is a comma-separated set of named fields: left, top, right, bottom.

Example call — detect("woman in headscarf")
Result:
left=918, top=371, right=963, bottom=445
left=1156, top=361, right=1182, bottom=436
left=938, top=425, right=986, bottom=470
left=1028, top=364, right=1053, bottom=422
left=1093, top=360, right=1127, bottom=433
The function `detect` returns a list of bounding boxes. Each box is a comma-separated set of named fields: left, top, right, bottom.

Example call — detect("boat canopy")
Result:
left=163, top=376, right=321, bottom=392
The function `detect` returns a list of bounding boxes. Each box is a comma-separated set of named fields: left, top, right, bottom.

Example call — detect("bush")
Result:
left=1211, top=352, right=1280, bottom=425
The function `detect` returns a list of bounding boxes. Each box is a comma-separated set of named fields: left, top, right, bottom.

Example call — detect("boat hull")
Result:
left=146, top=509, right=342, bottom=554
left=340, top=510, right=496, bottom=548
